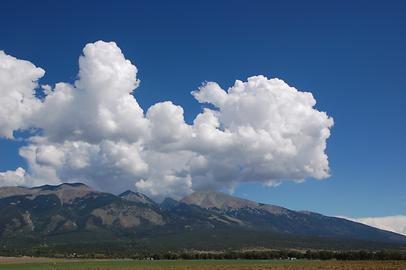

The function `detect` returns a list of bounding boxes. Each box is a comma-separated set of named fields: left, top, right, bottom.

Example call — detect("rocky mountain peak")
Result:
left=181, top=190, right=259, bottom=210
left=36, top=182, right=90, bottom=190
left=160, top=197, right=179, bottom=211
left=119, top=190, right=156, bottom=205
left=181, top=190, right=290, bottom=216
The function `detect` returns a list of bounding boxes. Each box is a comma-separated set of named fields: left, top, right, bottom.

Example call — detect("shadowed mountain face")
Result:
left=0, top=184, right=405, bottom=251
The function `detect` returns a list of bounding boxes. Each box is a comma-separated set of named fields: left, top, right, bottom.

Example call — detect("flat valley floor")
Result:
left=1, top=258, right=406, bottom=270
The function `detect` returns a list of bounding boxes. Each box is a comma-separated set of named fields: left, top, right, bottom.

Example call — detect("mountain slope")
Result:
left=0, top=183, right=405, bottom=252
left=119, top=190, right=157, bottom=206
left=181, top=191, right=406, bottom=243
left=0, top=183, right=94, bottom=203
left=0, top=183, right=164, bottom=237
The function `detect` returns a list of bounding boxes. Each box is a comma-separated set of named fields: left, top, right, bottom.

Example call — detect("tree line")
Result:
left=1, top=245, right=405, bottom=260
left=142, top=250, right=406, bottom=261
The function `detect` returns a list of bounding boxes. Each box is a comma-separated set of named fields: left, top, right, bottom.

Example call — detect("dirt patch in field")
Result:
left=0, top=256, right=68, bottom=264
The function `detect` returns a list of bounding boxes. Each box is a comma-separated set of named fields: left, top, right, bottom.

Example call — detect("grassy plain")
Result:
left=1, top=258, right=406, bottom=270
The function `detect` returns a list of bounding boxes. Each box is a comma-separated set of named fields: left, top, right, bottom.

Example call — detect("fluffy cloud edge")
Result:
left=0, top=167, right=27, bottom=186
left=341, top=215, right=406, bottom=236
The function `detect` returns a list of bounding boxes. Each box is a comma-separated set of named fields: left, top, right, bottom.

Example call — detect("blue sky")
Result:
left=0, top=0, right=405, bottom=218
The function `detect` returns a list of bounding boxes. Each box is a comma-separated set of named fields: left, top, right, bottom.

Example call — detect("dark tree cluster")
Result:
left=1, top=244, right=405, bottom=261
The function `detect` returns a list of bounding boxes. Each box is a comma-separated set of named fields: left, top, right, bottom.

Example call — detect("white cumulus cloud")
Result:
left=0, top=167, right=27, bottom=186
left=343, top=216, right=406, bottom=236
left=32, top=41, right=149, bottom=143
left=0, top=41, right=334, bottom=199
left=0, top=51, right=44, bottom=138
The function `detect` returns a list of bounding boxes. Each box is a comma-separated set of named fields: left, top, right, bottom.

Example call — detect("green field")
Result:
left=1, top=259, right=406, bottom=270
left=0, top=259, right=304, bottom=270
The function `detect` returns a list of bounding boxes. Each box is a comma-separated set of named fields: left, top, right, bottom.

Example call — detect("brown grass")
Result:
left=191, top=261, right=406, bottom=270
left=1, top=258, right=406, bottom=270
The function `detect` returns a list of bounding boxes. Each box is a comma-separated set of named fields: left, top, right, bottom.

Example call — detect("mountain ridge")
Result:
left=181, top=190, right=291, bottom=216
left=0, top=182, right=95, bottom=203
left=0, top=183, right=405, bottom=252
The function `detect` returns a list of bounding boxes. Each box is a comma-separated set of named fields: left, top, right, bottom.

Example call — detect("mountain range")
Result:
left=0, top=183, right=405, bottom=254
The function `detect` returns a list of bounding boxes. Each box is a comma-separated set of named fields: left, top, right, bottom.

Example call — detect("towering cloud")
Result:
left=0, top=41, right=334, bottom=198
left=0, top=51, right=44, bottom=138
